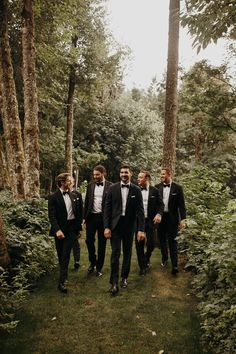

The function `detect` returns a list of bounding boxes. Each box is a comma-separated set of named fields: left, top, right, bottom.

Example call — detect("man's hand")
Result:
left=78, top=231, right=82, bottom=239
left=104, top=228, right=111, bottom=239
left=137, top=231, right=145, bottom=241
left=56, top=230, right=65, bottom=239
left=179, top=220, right=186, bottom=230
left=153, top=214, right=162, bottom=224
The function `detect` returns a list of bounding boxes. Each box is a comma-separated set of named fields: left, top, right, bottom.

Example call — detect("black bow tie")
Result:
left=140, top=186, right=147, bottom=191
left=163, top=184, right=170, bottom=188
left=96, top=182, right=103, bottom=187
left=121, top=184, right=129, bottom=188
left=63, top=191, right=69, bottom=195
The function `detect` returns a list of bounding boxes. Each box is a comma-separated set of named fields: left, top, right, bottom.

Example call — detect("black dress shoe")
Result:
left=87, top=264, right=95, bottom=273
left=171, top=267, right=179, bottom=275
left=110, top=284, right=119, bottom=296
left=161, top=260, right=168, bottom=267
left=121, top=278, right=128, bottom=288
left=74, top=262, right=80, bottom=270
left=139, top=268, right=146, bottom=276
left=96, top=271, right=103, bottom=277
left=58, top=283, right=68, bottom=293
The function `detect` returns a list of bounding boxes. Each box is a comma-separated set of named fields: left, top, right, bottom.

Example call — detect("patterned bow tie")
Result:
left=96, top=182, right=103, bottom=187
left=121, top=184, right=129, bottom=188
left=63, top=191, right=69, bottom=195
left=163, top=184, right=170, bottom=188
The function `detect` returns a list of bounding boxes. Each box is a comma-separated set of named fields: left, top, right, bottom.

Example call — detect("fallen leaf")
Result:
left=159, top=350, right=164, bottom=354
left=152, top=331, right=156, bottom=336
left=51, top=317, right=57, bottom=321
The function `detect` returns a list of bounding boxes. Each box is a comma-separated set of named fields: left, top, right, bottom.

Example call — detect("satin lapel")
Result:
left=56, top=189, right=67, bottom=214
left=126, top=183, right=133, bottom=207
left=168, top=183, right=175, bottom=207
left=69, top=191, right=76, bottom=215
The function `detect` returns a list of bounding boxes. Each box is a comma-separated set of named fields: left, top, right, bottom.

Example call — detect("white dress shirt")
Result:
left=121, top=183, right=130, bottom=216
left=92, top=181, right=104, bottom=213
left=141, top=185, right=149, bottom=218
left=163, top=181, right=172, bottom=212
left=61, top=189, right=75, bottom=220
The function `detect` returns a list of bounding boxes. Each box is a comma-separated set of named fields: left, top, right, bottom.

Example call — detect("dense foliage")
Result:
left=0, top=190, right=56, bottom=331
left=181, top=0, right=236, bottom=51
left=178, top=165, right=236, bottom=353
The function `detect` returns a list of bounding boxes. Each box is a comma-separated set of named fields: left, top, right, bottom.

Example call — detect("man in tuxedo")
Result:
left=48, top=173, right=83, bottom=293
left=136, top=170, right=164, bottom=275
left=104, top=165, right=145, bottom=296
left=155, top=168, right=186, bottom=275
left=84, top=165, right=112, bottom=277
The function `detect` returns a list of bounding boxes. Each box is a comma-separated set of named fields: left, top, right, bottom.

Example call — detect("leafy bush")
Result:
left=178, top=165, right=236, bottom=353
left=0, top=190, right=56, bottom=331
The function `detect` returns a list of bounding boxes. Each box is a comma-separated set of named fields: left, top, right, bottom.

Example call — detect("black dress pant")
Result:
left=135, top=218, right=155, bottom=270
left=158, top=212, right=178, bottom=268
left=55, top=220, right=77, bottom=284
left=73, top=237, right=80, bottom=263
left=85, top=213, right=107, bottom=271
left=110, top=216, right=134, bottom=285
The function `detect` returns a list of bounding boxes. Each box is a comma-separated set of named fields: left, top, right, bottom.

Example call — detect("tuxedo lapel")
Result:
left=56, top=190, right=67, bottom=215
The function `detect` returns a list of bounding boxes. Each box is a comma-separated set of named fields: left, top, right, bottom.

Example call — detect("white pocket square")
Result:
left=131, top=195, right=135, bottom=198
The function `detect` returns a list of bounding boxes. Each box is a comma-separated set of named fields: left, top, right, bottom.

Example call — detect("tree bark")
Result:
left=22, top=0, right=40, bottom=198
left=162, top=0, right=180, bottom=173
left=0, top=0, right=27, bottom=199
left=0, top=210, right=10, bottom=268
left=65, top=36, right=78, bottom=175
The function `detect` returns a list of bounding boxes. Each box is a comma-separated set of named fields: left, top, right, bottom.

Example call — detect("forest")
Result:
left=0, top=1, right=235, bottom=353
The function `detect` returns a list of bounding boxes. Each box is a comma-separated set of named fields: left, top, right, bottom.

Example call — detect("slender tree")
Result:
left=0, top=0, right=26, bottom=199
left=65, top=35, right=78, bottom=175
left=22, top=0, right=40, bottom=198
left=162, top=0, right=180, bottom=172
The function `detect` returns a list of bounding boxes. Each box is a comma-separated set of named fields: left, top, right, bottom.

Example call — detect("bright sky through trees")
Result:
left=106, top=0, right=229, bottom=89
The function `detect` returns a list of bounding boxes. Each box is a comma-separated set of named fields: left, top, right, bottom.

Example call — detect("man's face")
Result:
left=67, top=177, right=74, bottom=190
left=160, top=170, right=171, bottom=184
left=137, top=172, right=147, bottom=187
left=61, top=176, right=73, bottom=191
left=93, top=170, right=104, bottom=182
left=120, top=168, right=132, bottom=183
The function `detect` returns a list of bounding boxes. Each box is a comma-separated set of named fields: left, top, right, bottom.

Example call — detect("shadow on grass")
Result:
left=0, top=240, right=204, bottom=354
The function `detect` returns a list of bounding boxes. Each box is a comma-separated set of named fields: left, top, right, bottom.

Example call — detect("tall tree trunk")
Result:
left=65, top=36, right=78, bottom=175
left=0, top=0, right=26, bottom=199
left=0, top=210, right=10, bottom=268
left=22, top=0, right=40, bottom=198
left=0, top=79, right=10, bottom=189
left=162, top=0, right=180, bottom=173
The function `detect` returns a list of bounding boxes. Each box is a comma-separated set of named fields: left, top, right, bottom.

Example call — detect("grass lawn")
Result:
left=1, top=239, right=203, bottom=354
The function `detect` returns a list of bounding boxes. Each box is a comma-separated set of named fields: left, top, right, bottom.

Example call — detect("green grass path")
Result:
left=1, top=240, right=203, bottom=354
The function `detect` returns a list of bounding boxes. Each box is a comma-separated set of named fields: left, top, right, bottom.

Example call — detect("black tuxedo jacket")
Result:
left=104, top=182, right=145, bottom=232
left=146, top=185, right=164, bottom=221
left=48, top=189, right=83, bottom=236
left=84, top=180, right=112, bottom=221
left=155, top=181, right=186, bottom=223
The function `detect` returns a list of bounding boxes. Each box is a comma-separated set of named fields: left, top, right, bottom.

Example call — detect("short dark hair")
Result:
left=120, top=164, right=131, bottom=172
left=139, top=170, right=151, bottom=180
left=161, top=168, right=172, bottom=176
left=93, top=165, right=106, bottom=174
left=56, top=173, right=70, bottom=187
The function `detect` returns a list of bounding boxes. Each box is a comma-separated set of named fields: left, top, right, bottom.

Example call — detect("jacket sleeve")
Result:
left=178, top=185, right=186, bottom=220
left=155, top=188, right=164, bottom=215
left=48, top=195, right=60, bottom=235
left=103, top=187, right=112, bottom=229
left=83, top=185, right=89, bottom=219
left=136, top=188, right=145, bottom=232
left=78, top=192, right=83, bottom=230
